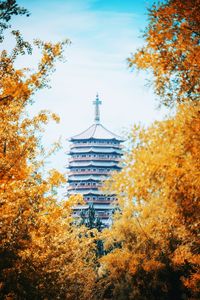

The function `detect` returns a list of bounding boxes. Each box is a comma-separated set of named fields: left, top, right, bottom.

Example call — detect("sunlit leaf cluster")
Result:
left=128, top=0, right=200, bottom=106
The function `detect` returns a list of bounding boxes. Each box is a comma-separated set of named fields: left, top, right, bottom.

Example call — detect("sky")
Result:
left=5, top=0, right=168, bottom=174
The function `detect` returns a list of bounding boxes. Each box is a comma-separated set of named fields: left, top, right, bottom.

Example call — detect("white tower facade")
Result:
left=67, top=95, right=123, bottom=226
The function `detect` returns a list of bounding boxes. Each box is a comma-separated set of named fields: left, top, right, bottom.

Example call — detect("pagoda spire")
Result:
left=93, top=93, right=102, bottom=124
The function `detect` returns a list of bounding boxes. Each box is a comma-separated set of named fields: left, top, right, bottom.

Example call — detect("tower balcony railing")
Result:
left=73, top=200, right=114, bottom=208
left=68, top=184, right=101, bottom=190
left=70, top=143, right=123, bottom=149
left=86, top=199, right=114, bottom=204
left=98, top=214, right=111, bottom=219
left=73, top=207, right=112, bottom=215
left=69, top=157, right=120, bottom=162
left=68, top=170, right=112, bottom=175
left=73, top=212, right=111, bottom=220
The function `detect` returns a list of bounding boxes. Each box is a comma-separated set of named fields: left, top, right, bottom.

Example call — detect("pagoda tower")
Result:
left=67, top=95, right=123, bottom=227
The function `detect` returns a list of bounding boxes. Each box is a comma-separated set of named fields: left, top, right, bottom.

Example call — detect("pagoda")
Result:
left=67, top=95, right=123, bottom=227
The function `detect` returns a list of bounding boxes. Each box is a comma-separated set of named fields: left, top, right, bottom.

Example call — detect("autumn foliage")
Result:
left=95, top=1, right=200, bottom=299
left=0, top=0, right=200, bottom=299
left=0, top=1, right=96, bottom=299
left=128, top=0, right=200, bottom=106
left=95, top=0, right=200, bottom=298
left=97, top=102, right=200, bottom=299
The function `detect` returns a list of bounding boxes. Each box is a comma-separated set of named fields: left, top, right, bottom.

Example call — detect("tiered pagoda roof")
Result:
left=71, top=123, right=123, bottom=141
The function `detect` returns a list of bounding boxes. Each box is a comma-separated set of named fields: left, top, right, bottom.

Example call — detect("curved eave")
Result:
left=69, top=161, right=120, bottom=167
left=73, top=205, right=115, bottom=210
left=68, top=167, right=120, bottom=171
left=71, top=137, right=124, bottom=142
left=68, top=175, right=107, bottom=181
left=68, top=190, right=113, bottom=195
left=70, top=123, right=124, bottom=141
left=69, top=147, right=123, bottom=154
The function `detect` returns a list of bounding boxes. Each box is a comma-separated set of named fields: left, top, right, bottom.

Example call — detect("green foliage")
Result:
left=0, top=0, right=29, bottom=41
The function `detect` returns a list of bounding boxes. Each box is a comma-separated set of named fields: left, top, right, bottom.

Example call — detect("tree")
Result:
left=80, top=203, right=103, bottom=231
left=95, top=1, right=200, bottom=298
left=79, top=204, right=105, bottom=258
left=0, top=3, right=97, bottom=299
left=97, top=103, right=200, bottom=299
left=128, top=0, right=200, bottom=107
left=0, top=0, right=29, bottom=41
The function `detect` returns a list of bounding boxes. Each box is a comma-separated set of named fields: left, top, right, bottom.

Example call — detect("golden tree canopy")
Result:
left=98, top=102, right=200, bottom=299
left=128, top=0, right=200, bottom=106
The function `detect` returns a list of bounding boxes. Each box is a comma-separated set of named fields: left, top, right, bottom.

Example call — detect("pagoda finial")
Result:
left=93, top=93, right=102, bottom=124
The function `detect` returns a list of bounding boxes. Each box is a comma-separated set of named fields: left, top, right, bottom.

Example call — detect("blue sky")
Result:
left=6, top=0, right=167, bottom=175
